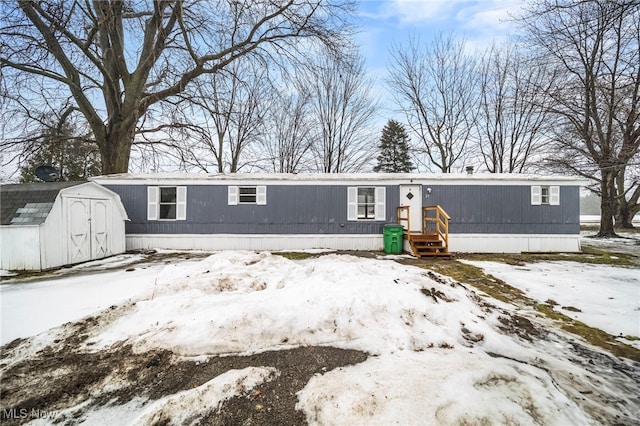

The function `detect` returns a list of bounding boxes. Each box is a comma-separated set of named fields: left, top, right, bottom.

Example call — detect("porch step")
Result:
left=406, top=232, right=450, bottom=258
left=398, top=205, right=452, bottom=259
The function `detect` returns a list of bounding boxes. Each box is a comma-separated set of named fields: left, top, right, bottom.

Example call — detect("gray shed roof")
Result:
left=0, top=182, right=85, bottom=225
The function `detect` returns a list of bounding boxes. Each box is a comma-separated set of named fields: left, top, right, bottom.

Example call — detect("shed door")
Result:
left=68, top=198, right=92, bottom=263
left=91, top=199, right=110, bottom=259
left=67, top=198, right=111, bottom=263
left=399, top=185, right=422, bottom=232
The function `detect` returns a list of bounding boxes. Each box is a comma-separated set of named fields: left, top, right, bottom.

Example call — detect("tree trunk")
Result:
left=99, top=129, right=133, bottom=174
left=616, top=204, right=639, bottom=229
left=614, top=172, right=640, bottom=229
left=597, top=169, right=619, bottom=237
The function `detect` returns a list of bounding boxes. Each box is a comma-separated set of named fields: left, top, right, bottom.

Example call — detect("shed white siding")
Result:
left=0, top=225, right=41, bottom=270
left=0, top=182, right=128, bottom=271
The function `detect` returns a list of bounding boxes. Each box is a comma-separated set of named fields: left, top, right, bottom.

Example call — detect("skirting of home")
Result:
left=126, top=233, right=581, bottom=254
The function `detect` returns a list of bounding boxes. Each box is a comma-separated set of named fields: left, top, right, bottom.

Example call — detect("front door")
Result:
left=399, top=185, right=422, bottom=232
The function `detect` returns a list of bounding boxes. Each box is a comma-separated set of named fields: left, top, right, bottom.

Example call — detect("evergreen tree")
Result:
left=374, top=120, right=415, bottom=173
left=20, top=124, right=101, bottom=183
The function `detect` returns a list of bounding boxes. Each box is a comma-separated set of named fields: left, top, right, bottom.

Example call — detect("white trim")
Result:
left=176, top=186, right=187, bottom=220
left=125, top=234, right=385, bottom=251
left=448, top=234, right=581, bottom=253
left=375, top=187, right=386, bottom=220
left=256, top=185, right=267, bottom=205
left=347, top=187, right=357, bottom=221
left=228, top=186, right=238, bottom=205
left=92, top=173, right=589, bottom=187
left=531, top=186, right=541, bottom=205
left=124, top=233, right=581, bottom=254
left=147, top=187, right=159, bottom=220
left=550, top=185, right=560, bottom=205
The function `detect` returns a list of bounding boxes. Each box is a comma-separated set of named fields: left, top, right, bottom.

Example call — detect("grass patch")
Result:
left=456, top=246, right=636, bottom=267
left=399, top=257, right=640, bottom=362
left=273, top=251, right=323, bottom=260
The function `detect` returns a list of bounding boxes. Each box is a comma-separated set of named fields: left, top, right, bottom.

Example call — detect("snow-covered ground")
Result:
left=0, top=255, right=204, bottom=345
left=461, top=260, right=640, bottom=339
left=1, top=248, right=639, bottom=425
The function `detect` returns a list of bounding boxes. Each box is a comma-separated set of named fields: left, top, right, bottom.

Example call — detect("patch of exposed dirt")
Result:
left=1, top=333, right=367, bottom=426
left=497, top=314, right=542, bottom=342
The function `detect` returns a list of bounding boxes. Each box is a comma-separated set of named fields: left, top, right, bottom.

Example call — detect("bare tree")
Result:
left=387, top=34, right=479, bottom=173
left=303, top=52, right=379, bottom=172
left=521, top=0, right=640, bottom=236
left=258, top=87, right=314, bottom=173
left=176, top=59, right=270, bottom=173
left=477, top=44, right=553, bottom=173
left=0, top=0, right=355, bottom=174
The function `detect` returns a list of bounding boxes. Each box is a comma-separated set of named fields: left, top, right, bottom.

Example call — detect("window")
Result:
left=147, top=186, right=187, bottom=220
left=541, top=186, right=550, bottom=205
left=347, top=187, right=386, bottom=221
left=531, top=185, right=559, bottom=206
left=239, top=187, right=257, bottom=204
left=357, top=187, right=376, bottom=219
left=159, top=187, right=177, bottom=219
left=228, top=186, right=267, bottom=205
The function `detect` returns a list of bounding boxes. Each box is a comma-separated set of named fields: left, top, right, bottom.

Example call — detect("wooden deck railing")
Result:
left=423, top=205, right=450, bottom=250
left=396, top=205, right=451, bottom=257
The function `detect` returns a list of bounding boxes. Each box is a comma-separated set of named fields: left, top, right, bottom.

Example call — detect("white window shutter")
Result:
left=347, top=187, right=357, bottom=220
left=147, top=186, right=159, bottom=220
left=550, top=186, right=560, bottom=205
left=375, top=187, right=386, bottom=220
left=257, top=186, right=267, bottom=205
left=176, top=186, right=187, bottom=220
left=228, top=186, right=238, bottom=205
left=531, top=186, right=541, bottom=205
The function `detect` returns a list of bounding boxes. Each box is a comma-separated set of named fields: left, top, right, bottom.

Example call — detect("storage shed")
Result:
left=0, top=182, right=128, bottom=271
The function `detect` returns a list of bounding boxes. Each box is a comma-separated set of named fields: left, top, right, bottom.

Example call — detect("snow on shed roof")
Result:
left=0, top=182, right=84, bottom=225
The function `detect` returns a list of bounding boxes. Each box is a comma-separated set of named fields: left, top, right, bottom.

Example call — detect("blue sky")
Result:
left=352, top=0, right=527, bottom=122
left=355, top=0, right=526, bottom=74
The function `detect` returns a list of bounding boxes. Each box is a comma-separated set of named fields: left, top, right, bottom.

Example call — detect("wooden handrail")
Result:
left=423, top=205, right=450, bottom=252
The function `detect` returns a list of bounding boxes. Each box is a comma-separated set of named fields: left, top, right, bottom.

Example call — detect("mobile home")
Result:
left=92, top=173, right=585, bottom=255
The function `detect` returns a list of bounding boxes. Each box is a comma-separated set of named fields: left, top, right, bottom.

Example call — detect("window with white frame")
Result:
left=147, top=186, right=187, bottom=220
left=531, top=185, right=559, bottom=205
left=228, top=186, right=267, bottom=205
left=347, top=187, right=386, bottom=221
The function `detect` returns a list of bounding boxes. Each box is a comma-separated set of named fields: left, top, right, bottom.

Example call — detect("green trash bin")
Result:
left=383, top=224, right=404, bottom=254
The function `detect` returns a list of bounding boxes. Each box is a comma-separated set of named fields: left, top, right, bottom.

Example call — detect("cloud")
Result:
left=361, top=0, right=524, bottom=29
left=370, top=0, right=456, bottom=24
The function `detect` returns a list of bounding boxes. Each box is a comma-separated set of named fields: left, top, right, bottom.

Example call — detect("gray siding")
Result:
left=106, top=183, right=580, bottom=236
left=424, top=185, right=580, bottom=234
left=107, top=184, right=398, bottom=235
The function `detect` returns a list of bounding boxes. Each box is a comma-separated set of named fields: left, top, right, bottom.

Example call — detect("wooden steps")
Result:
left=406, top=232, right=451, bottom=258
left=398, top=205, right=451, bottom=259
